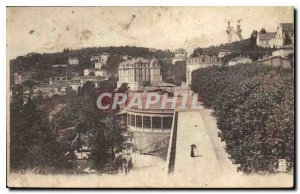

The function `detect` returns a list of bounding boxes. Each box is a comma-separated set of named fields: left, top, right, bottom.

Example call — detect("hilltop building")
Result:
left=117, top=57, right=162, bottom=91
left=90, top=53, right=110, bottom=64
left=218, top=50, right=231, bottom=58
left=68, top=57, right=79, bottom=65
left=269, top=23, right=294, bottom=48
left=257, top=32, right=277, bottom=48
left=257, top=23, right=294, bottom=48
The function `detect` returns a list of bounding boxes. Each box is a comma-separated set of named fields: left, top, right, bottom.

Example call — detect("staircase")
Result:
left=140, top=136, right=170, bottom=159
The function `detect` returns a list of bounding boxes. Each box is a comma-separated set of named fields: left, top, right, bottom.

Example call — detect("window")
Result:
left=130, top=115, right=135, bottom=127
left=163, top=117, right=173, bottom=130
left=136, top=115, right=142, bottom=128
left=152, top=117, right=161, bottom=129
left=143, top=116, right=151, bottom=129
left=127, top=114, right=130, bottom=125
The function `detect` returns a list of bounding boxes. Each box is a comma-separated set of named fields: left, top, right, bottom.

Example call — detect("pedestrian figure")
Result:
left=190, top=144, right=196, bottom=157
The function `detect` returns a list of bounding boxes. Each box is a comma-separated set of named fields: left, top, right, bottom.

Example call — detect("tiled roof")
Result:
left=258, top=32, right=276, bottom=40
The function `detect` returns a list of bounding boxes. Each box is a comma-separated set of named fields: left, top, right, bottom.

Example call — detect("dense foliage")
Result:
left=191, top=64, right=294, bottom=173
left=10, top=79, right=126, bottom=171
left=191, top=38, right=274, bottom=63
left=10, top=90, right=64, bottom=170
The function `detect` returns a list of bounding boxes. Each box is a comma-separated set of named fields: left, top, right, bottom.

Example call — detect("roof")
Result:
left=273, top=47, right=294, bottom=52
left=154, top=83, right=177, bottom=87
left=258, top=32, right=276, bottom=40
left=70, top=76, right=105, bottom=81
left=119, top=57, right=158, bottom=67
left=254, top=56, right=291, bottom=63
left=280, top=23, right=294, bottom=31
left=219, top=49, right=231, bottom=52
left=175, top=48, right=186, bottom=52
left=189, top=54, right=219, bottom=59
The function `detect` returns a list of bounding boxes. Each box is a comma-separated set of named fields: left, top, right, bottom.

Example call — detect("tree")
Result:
left=259, top=28, right=267, bottom=34
left=191, top=64, right=294, bottom=173
left=10, top=97, right=63, bottom=170
left=284, top=34, right=293, bottom=46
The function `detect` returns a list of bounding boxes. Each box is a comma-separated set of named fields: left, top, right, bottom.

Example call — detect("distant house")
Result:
left=70, top=76, right=106, bottom=88
left=52, top=64, right=68, bottom=68
left=84, top=69, right=107, bottom=77
left=269, top=23, right=294, bottom=48
left=218, top=50, right=231, bottom=58
left=84, top=59, right=108, bottom=77
left=254, top=56, right=292, bottom=69
left=228, top=56, right=252, bottom=66
left=149, top=48, right=157, bottom=52
left=172, top=48, right=188, bottom=64
left=100, top=53, right=110, bottom=64
left=68, top=57, right=79, bottom=65
left=256, top=32, right=276, bottom=48
left=121, top=55, right=131, bottom=61
left=90, top=55, right=101, bottom=62
left=272, top=47, right=294, bottom=58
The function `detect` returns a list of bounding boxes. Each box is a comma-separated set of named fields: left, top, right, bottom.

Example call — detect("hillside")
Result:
left=10, top=46, right=175, bottom=81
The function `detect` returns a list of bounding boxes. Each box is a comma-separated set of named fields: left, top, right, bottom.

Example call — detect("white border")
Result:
left=1, top=1, right=298, bottom=193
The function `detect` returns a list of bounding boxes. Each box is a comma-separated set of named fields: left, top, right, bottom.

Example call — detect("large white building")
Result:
left=117, top=57, right=162, bottom=91
left=186, top=55, right=222, bottom=86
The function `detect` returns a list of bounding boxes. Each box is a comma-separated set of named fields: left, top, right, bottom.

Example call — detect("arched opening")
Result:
left=89, top=71, right=95, bottom=76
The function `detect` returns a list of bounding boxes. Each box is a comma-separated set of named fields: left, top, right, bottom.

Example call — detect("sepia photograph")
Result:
left=6, top=6, right=294, bottom=188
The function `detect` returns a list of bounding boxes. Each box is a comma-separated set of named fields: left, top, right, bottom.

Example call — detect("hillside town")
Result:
left=8, top=8, right=294, bottom=188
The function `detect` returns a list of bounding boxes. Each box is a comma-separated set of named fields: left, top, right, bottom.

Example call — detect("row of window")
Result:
left=120, top=63, right=159, bottom=68
left=127, top=114, right=173, bottom=130
left=188, top=58, right=221, bottom=63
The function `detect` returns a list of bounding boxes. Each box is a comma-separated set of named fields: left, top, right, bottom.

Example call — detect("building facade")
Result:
left=100, top=53, right=110, bottom=64
left=186, top=55, right=222, bottom=86
left=172, top=48, right=188, bottom=64
left=256, top=32, right=276, bottom=48
left=254, top=56, right=292, bottom=69
left=269, top=23, right=294, bottom=48
left=68, top=57, right=79, bottom=65
left=218, top=50, right=231, bottom=58
left=117, top=57, right=162, bottom=91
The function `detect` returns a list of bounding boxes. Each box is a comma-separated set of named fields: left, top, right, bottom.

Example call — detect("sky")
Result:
left=7, top=7, right=294, bottom=60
